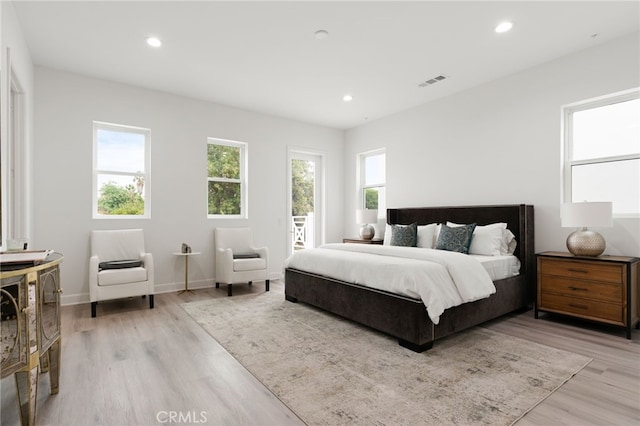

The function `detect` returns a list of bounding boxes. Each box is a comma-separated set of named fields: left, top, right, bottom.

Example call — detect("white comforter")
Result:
left=284, top=243, right=496, bottom=324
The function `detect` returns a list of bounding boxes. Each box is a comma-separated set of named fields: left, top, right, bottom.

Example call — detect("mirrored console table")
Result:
left=1, top=252, right=63, bottom=426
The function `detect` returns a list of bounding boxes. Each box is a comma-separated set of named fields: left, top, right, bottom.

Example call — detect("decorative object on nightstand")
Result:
left=561, top=201, right=612, bottom=256
left=356, top=209, right=378, bottom=240
left=343, top=238, right=383, bottom=245
left=536, top=251, right=639, bottom=339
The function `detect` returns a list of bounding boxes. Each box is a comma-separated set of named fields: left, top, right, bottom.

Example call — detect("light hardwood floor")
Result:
left=2, top=281, right=639, bottom=425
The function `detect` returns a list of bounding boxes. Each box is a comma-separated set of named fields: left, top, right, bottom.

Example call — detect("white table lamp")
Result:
left=561, top=202, right=612, bottom=256
left=356, top=209, right=378, bottom=240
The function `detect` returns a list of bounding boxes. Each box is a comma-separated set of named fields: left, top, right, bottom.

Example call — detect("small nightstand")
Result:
left=343, top=238, right=383, bottom=245
left=536, top=251, right=640, bottom=339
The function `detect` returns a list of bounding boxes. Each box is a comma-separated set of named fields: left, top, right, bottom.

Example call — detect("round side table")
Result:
left=173, top=252, right=201, bottom=294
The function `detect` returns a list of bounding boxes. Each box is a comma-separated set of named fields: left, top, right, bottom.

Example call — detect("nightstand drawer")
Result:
left=540, top=276, right=622, bottom=303
left=540, top=293, right=623, bottom=324
left=540, top=259, right=623, bottom=284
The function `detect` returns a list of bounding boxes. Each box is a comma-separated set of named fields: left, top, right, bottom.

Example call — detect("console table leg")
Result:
left=48, top=339, right=61, bottom=394
left=15, top=364, right=39, bottom=426
left=39, top=352, right=50, bottom=373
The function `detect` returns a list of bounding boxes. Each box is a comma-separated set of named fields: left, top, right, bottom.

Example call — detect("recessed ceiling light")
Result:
left=494, top=22, right=513, bottom=33
left=146, top=37, right=162, bottom=48
left=343, top=94, right=353, bottom=102
left=315, top=30, right=329, bottom=40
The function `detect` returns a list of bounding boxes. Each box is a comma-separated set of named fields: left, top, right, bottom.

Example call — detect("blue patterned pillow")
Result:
left=390, top=223, right=417, bottom=247
left=435, top=223, right=477, bottom=253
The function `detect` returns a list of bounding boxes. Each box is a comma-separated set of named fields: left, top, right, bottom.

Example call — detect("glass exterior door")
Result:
left=288, top=150, right=324, bottom=255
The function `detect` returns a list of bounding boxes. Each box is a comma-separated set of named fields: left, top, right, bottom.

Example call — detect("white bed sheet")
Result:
left=284, top=244, right=502, bottom=324
left=469, top=254, right=521, bottom=281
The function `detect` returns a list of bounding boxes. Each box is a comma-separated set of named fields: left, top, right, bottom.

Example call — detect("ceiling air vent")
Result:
left=418, top=75, right=447, bottom=88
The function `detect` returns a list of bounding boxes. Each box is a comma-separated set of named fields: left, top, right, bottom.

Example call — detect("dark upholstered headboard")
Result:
left=387, top=205, right=535, bottom=292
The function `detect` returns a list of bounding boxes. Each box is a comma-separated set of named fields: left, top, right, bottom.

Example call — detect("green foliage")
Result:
left=98, top=181, right=144, bottom=215
left=365, top=188, right=379, bottom=209
left=208, top=144, right=240, bottom=179
left=208, top=144, right=242, bottom=215
left=291, top=159, right=314, bottom=216
left=208, top=182, right=241, bottom=215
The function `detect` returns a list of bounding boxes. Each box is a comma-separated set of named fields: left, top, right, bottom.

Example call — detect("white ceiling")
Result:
left=11, top=1, right=640, bottom=130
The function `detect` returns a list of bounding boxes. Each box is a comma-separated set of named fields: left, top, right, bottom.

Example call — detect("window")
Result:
left=563, top=89, right=640, bottom=216
left=93, top=122, right=150, bottom=218
left=207, top=138, right=247, bottom=218
left=359, top=149, right=386, bottom=215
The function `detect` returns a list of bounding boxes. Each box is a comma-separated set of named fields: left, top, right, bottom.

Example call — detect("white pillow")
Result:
left=447, top=222, right=506, bottom=256
left=417, top=223, right=439, bottom=248
left=383, top=224, right=391, bottom=245
left=502, top=229, right=517, bottom=255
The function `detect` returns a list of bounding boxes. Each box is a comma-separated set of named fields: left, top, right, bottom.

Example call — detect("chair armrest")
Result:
left=250, top=246, right=269, bottom=263
left=141, top=252, right=154, bottom=292
left=215, top=248, right=234, bottom=283
left=140, top=252, right=153, bottom=266
left=216, top=247, right=233, bottom=257
left=89, top=255, right=100, bottom=302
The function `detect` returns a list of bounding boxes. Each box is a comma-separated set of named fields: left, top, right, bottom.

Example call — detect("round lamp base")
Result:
left=359, top=224, right=375, bottom=240
left=566, top=229, right=606, bottom=257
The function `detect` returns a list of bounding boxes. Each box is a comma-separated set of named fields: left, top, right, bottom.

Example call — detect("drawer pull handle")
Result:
left=567, top=268, right=588, bottom=274
left=569, top=303, right=588, bottom=309
left=568, top=286, right=588, bottom=292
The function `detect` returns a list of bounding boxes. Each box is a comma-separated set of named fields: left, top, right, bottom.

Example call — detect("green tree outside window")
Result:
left=291, top=159, right=314, bottom=216
left=208, top=141, right=244, bottom=216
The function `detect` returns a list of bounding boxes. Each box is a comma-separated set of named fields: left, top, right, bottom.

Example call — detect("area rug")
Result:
left=182, top=291, right=591, bottom=425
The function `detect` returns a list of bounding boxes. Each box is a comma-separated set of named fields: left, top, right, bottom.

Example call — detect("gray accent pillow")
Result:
left=390, top=223, right=417, bottom=247
left=99, top=259, right=142, bottom=270
left=435, top=223, right=477, bottom=253
left=233, top=253, right=260, bottom=259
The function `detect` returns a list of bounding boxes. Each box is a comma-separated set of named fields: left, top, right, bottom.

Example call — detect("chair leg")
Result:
left=266, top=279, right=270, bottom=292
left=228, top=284, right=233, bottom=297
left=215, top=282, right=220, bottom=288
left=248, top=281, right=252, bottom=286
left=91, top=302, right=97, bottom=318
left=149, top=295, right=154, bottom=309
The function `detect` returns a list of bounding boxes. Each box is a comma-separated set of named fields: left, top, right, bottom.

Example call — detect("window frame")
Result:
left=92, top=121, right=151, bottom=219
left=207, top=137, right=248, bottom=219
left=358, top=148, right=386, bottom=217
left=562, top=88, right=640, bottom=217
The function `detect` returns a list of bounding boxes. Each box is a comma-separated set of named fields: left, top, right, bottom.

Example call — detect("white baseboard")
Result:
left=60, top=275, right=282, bottom=306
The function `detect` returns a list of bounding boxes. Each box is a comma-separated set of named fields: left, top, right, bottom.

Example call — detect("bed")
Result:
left=284, top=204, right=535, bottom=352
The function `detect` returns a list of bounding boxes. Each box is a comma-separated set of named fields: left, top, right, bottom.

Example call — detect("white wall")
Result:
left=33, top=67, right=344, bottom=305
left=1, top=1, right=35, bottom=250
left=345, top=33, right=640, bottom=257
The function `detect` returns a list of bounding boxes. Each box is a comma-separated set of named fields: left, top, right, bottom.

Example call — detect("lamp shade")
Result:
left=561, top=202, right=612, bottom=228
left=356, top=209, right=378, bottom=224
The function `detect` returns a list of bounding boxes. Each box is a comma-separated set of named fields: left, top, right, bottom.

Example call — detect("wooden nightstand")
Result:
left=536, top=251, right=640, bottom=339
left=343, top=238, right=383, bottom=245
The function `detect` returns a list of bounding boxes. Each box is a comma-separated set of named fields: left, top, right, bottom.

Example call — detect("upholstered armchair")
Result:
left=89, top=229, right=154, bottom=317
left=214, top=227, right=269, bottom=296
